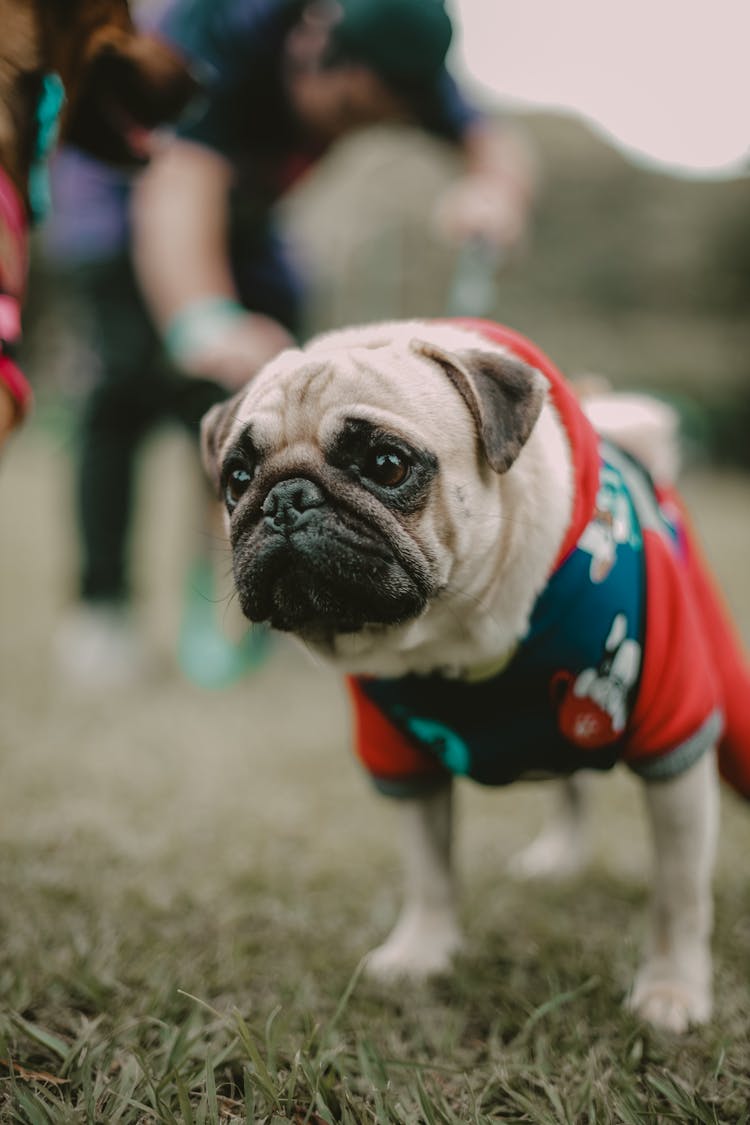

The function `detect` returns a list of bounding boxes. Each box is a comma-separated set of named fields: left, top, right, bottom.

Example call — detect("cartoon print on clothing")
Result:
left=578, top=463, right=641, bottom=583
left=353, top=450, right=651, bottom=791
left=553, top=613, right=642, bottom=749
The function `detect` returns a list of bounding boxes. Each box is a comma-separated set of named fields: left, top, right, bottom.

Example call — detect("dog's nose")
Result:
left=262, top=477, right=325, bottom=532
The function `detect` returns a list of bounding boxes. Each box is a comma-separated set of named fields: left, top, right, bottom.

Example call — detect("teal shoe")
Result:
left=178, top=558, right=271, bottom=689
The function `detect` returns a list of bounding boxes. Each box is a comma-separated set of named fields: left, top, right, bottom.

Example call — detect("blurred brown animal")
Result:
left=1, top=0, right=197, bottom=202
left=0, top=0, right=196, bottom=437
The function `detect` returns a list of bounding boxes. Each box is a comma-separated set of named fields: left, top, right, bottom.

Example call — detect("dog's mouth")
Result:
left=230, top=478, right=431, bottom=637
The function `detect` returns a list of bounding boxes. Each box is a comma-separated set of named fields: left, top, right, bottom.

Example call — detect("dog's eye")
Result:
left=364, top=449, right=410, bottom=488
left=224, top=466, right=253, bottom=511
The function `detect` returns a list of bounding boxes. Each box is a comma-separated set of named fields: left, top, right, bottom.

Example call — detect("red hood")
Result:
left=450, top=318, right=601, bottom=569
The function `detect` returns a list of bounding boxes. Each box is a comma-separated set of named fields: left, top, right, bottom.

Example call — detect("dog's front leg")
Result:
left=366, top=782, right=463, bottom=981
left=629, top=750, right=719, bottom=1032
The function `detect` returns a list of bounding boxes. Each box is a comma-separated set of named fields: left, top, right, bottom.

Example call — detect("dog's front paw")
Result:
left=365, top=909, right=463, bottom=982
left=627, top=962, right=712, bottom=1032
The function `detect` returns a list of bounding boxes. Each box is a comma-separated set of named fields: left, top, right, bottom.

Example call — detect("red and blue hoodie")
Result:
left=348, top=320, right=750, bottom=800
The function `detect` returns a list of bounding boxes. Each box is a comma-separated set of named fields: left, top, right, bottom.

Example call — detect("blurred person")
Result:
left=0, top=0, right=196, bottom=459
left=46, top=0, right=535, bottom=689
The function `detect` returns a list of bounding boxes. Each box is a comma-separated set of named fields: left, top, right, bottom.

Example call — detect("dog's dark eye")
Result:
left=224, top=465, right=253, bottom=511
left=364, top=448, right=410, bottom=488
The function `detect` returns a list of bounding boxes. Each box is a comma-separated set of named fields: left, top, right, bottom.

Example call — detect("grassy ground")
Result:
left=1, top=426, right=749, bottom=1124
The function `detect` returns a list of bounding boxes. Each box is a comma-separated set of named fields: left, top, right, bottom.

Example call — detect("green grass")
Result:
left=1, top=432, right=749, bottom=1123
left=2, top=858, right=750, bottom=1123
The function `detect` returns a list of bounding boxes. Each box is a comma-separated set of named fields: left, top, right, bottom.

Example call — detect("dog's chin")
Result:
left=234, top=529, right=429, bottom=639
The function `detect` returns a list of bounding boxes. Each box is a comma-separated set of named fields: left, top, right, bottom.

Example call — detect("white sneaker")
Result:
left=54, top=602, right=149, bottom=691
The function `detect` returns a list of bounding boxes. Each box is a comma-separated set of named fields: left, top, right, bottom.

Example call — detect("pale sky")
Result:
left=451, top=0, right=749, bottom=178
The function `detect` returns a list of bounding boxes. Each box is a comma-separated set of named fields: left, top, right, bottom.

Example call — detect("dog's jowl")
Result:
left=201, top=317, right=750, bottom=1033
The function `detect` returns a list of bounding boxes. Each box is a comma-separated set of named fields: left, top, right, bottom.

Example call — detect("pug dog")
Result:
left=201, top=317, right=750, bottom=1033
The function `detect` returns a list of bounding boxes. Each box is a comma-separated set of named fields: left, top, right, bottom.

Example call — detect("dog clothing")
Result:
left=349, top=320, right=750, bottom=799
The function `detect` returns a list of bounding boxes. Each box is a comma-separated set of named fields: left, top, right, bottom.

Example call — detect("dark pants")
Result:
left=71, top=230, right=303, bottom=602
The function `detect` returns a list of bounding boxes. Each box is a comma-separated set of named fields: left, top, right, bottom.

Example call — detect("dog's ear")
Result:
left=416, top=342, right=547, bottom=473
left=200, top=392, right=245, bottom=496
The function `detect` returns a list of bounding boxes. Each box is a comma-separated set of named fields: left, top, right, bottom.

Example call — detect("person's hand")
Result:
left=168, top=307, right=295, bottom=391
left=439, top=121, right=538, bottom=255
left=435, top=172, right=530, bottom=253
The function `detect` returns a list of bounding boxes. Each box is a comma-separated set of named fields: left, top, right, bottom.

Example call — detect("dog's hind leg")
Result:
left=507, top=774, right=591, bottom=880
left=628, top=749, right=719, bottom=1031
left=365, top=782, right=464, bottom=981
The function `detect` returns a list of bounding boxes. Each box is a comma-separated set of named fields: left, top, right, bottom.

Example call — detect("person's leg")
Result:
left=171, top=224, right=304, bottom=687
left=171, top=365, right=273, bottom=688
left=56, top=256, right=170, bottom=687
left=74, top=257, right=167, bottom=603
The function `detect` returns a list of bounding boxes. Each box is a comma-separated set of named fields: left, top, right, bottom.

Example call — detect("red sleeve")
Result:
left=448, top=318, right=600, bottom=567
left=346, top=677, right=449, bottom=797
left=623, top=525, right=723, bottom=776
left=658, top=492, right=750, bottom=798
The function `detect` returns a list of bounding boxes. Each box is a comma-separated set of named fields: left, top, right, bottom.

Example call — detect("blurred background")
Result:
left=3, top=0, right=748, bottom=772
left=3, top=0, right=749, bottom=827
left=1, top=3, right=749, bottom=1110
left=3, top=0, right=750, bottom=916
left=19, top=0, right=750, bottom=465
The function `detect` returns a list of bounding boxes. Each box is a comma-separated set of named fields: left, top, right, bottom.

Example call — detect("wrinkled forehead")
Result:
left=228, top=337, right=467, bottom=453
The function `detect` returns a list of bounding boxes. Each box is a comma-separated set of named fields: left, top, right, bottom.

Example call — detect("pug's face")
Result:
left=201, top=322, right=546, bottom=659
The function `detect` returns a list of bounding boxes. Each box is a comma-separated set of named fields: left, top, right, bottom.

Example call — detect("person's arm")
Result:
left=130, top=0, right=298, bottom=387
left=426, top=72, right=537, bottom=252
left=133, top=139, right=236, bottom=326
left=132, top=138, right=293, bottom=387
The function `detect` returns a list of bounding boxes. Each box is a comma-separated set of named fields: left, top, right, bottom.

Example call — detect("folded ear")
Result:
left=200, top=391, right=245, bottom=495
left=415, top=342, right=548, bottom=473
